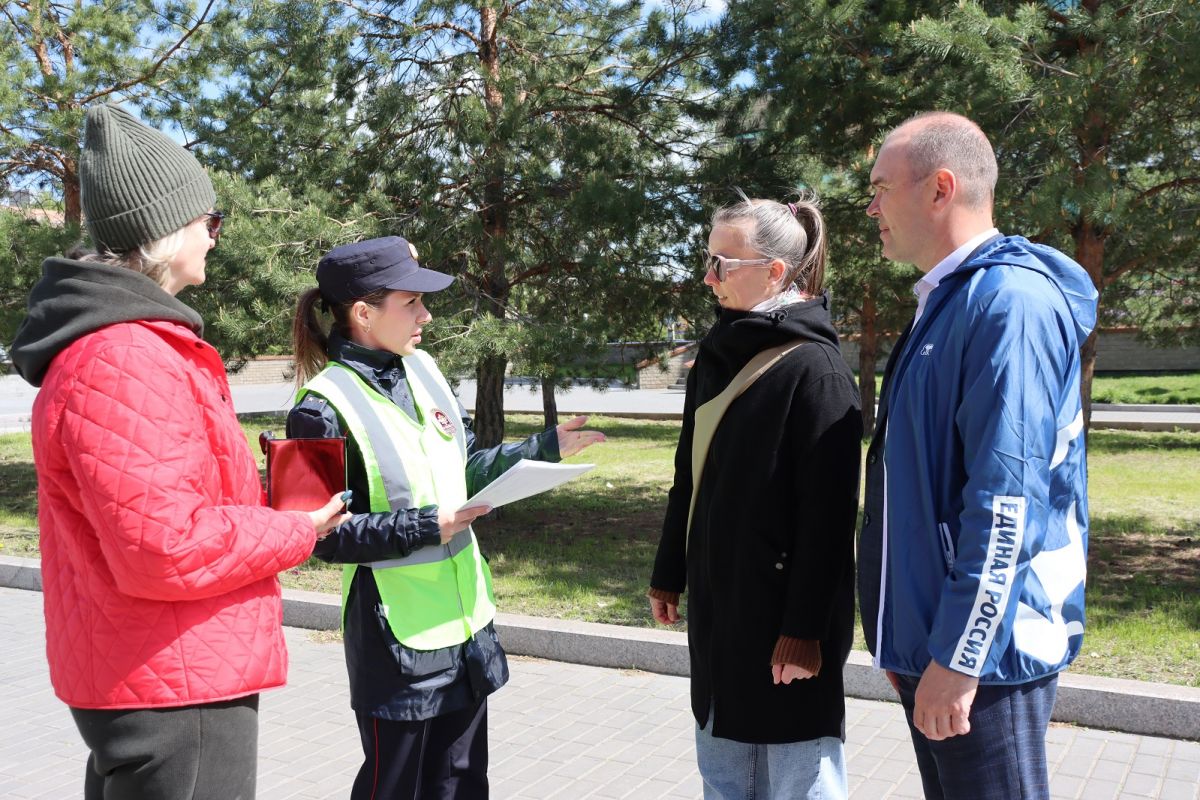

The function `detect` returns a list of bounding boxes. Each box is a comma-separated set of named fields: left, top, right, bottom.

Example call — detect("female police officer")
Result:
left=289, top=236, right=603, bottom=799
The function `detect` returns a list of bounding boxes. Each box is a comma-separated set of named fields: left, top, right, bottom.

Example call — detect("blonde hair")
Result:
left=79, top=228, right=186, bottom=287
left=711, top=190, right=827, bottom=296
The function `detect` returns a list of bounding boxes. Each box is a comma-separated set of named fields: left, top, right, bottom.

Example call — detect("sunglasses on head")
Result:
left=203, top=211, right=225, bottom=241
left=702, top=251, right=773, bottom=282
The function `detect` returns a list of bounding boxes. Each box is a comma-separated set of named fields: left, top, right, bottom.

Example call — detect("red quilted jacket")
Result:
left=31, top=318, right=316, bottom=709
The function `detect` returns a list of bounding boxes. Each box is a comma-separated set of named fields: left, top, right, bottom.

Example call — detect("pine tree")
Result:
left=179, top=0, right=359, bottom=186
left=0, top=2, right=380, bottom=363
left=318, top=0, right=712, bottom=446
left=905, top=0, right=1200, bottom=424
left=710, top=0, right=1200, bottom=427
left=0, top=1, right=236, bottom=226
left=0, top=209, right=79, bottom=343
left=190, top=172, right=388, bottom=365
left=704, top=0, right=953, bottom=433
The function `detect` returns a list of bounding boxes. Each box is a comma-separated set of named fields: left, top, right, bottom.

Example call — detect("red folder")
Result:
left=259, top=433, right=347, bottom=512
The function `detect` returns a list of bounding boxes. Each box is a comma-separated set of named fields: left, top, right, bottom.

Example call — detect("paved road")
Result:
left=3, top=375, right=1197, bottom=432
left=1, top=588, right=1197, bottom=799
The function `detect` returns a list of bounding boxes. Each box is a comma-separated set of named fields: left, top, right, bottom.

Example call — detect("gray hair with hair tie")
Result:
left=711, top=189, right=828, bottom=296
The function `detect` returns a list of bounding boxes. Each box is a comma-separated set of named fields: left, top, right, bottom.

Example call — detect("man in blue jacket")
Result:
left=857, top=112, right=1098, bottom=800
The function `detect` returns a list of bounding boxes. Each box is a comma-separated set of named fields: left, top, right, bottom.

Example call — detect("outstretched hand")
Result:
left=556, top=415, right=606, bottom=458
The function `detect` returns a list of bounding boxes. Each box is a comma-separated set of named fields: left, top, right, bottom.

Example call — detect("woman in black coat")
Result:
left=648, top=193, right=862, bottom=800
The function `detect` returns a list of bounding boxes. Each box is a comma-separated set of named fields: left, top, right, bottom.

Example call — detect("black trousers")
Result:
left=70, top=694, right=259, bottom=800
left=352, top=699, right=489, bottom=800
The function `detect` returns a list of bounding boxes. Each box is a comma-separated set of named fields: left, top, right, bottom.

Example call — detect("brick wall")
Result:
left=838, top=337, right=894, bottom=374
left=225, top=357, right=294, bottom=385
left=840, top=329, right=1200, bottom=374
left=225, top=329, right=1200, bottom=389
left=1092, top=329, right=1200, bottom=372
left=636, top=344, right=697, bottom=389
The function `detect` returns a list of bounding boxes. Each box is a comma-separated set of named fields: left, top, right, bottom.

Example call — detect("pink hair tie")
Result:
left=786, top=202, right=798, bottom=217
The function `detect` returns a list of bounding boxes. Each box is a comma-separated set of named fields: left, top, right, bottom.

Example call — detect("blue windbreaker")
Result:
left=857, top=235, right=1098, bottom=684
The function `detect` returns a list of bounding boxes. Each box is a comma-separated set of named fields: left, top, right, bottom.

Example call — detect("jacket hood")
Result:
left=956, top=235, right=1098, bottom=343
left=701, top=290, right=843, bottom=375
left=10, top=256, right=203, bottom=386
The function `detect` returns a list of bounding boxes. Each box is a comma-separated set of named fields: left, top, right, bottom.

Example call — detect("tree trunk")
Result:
left=541, top=376, right=559, bottom=429
left=1071, top=98, right=1108, bottom=432
left=858, top=284, right=878, bottom=436
left=474, top=354, right=507, bottom=449
left=63, top=156, right=81, bottom=229
left=1079, top=329, right=1098, bottom=434
left=1074, top=221, right=1105, bottom=431
left=470, top=6, right=511, bottom=449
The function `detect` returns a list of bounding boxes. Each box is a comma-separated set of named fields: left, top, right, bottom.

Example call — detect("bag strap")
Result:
left=685, top=339, right=810, bottom=544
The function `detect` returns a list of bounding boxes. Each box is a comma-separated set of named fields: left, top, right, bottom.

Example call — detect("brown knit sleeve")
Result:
left=647, top=587, right=681, bottom=606
left=770, top=636, right=822, bottom=676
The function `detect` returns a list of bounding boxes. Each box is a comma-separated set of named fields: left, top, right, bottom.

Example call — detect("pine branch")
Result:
left=336, top=0, right=481, bottom=46
left=184, top=62, right=294, bottom=149
left=1135, top=177, right=1200, bottom=204
left=79, top=0, right=219, bottom=105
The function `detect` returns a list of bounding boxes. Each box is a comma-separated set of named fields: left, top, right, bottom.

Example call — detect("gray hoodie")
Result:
left=10, top=256, right=202, bottom=387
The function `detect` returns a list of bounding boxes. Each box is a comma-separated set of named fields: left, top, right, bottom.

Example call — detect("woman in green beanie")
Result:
left=10, top=103, right=350, bottom=800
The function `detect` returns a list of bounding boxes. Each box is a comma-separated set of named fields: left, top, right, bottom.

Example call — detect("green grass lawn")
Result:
left=2, top=414, right=1197, bottom=687
left=1067, top=430, right=1200, bottom=685
left=1091, top=372, right=1200, bottom=405
left=852, top=371, right=1200, bottom=405
left=0, top=432, right=38, bottom=550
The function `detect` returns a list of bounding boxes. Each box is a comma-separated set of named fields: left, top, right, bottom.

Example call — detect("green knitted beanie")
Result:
left=80, top=103, right=216, bottom=253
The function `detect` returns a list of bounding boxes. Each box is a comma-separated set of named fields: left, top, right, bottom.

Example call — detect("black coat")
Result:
left=651, top=293, right=862, bottom=744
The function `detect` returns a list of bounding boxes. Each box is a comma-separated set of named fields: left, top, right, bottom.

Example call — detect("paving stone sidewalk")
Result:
left=1, top=587, right=1196, bottom=799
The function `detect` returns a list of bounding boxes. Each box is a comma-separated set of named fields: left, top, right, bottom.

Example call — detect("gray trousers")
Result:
left=70, top=694, right=259, bottom=800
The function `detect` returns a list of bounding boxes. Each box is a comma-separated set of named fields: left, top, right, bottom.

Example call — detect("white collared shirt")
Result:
left=912, top=228, right=999, bottom=324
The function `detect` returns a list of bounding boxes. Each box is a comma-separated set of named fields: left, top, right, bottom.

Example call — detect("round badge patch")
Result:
left=432, top=409, right=457, bottom=438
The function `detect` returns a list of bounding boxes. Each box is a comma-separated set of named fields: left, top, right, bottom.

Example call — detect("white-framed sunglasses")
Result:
left=703, top=251, right=774, bottom=281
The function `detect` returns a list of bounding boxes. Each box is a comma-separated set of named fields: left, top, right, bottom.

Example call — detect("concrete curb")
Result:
left=0, top=555, right=42, bottom=591
left=3, top=555, right=1196, bottom=740
left=4, top=405, right=1198, bottom=433
left=1092, top=403, right=1200, bottom=413
left=0, top=413, right=32, bottom=433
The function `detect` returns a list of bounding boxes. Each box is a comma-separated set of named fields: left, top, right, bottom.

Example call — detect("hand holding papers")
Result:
left=437, top=505, right=493, bottom=543
left=459, top=460, right=595, bottom=511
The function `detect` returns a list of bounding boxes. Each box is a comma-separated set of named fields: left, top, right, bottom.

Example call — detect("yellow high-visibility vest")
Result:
left=299, top=351, right=496, bottom=649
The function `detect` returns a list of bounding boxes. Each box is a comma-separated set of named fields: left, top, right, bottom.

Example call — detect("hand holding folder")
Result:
left=259, top=432, right=348, bottom=512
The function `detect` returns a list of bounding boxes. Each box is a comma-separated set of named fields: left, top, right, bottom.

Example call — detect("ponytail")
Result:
left=292, top=286, right=393, bottom=387
left=787, top=198, right=827, bottom=297
left=292, top=288, right=330, bottom=388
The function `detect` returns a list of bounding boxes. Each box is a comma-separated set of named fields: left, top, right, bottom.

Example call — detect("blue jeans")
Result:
left=695, top=708, right=847, bottom=800
left=894, top=672, right=1058, bottom=800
